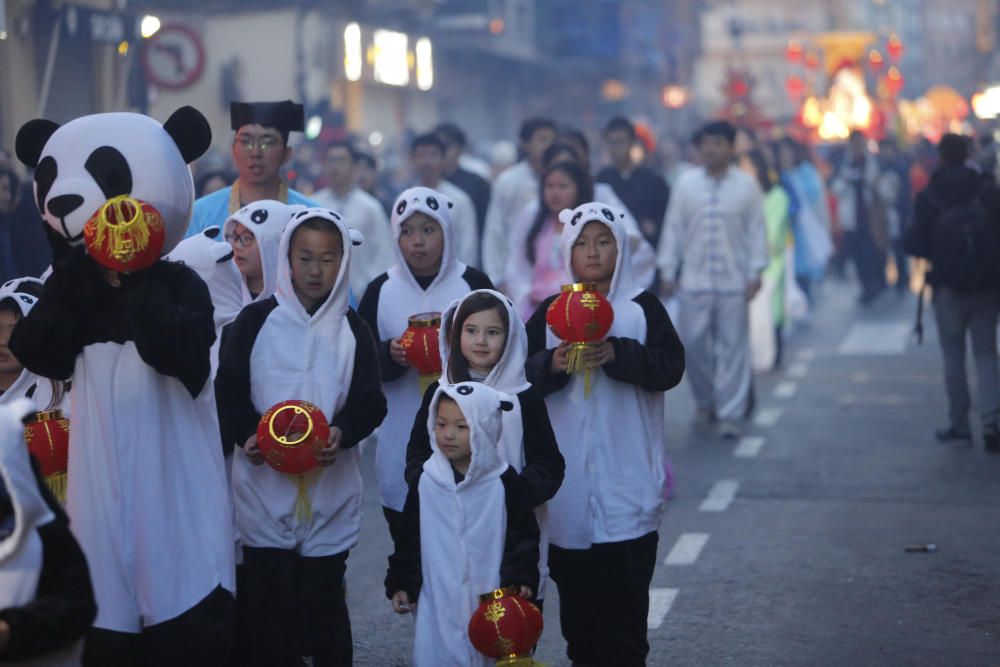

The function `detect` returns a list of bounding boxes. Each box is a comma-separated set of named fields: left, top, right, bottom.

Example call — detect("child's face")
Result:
left=398, top=213, right=443, bottom=278
left=460, top=308, right=507, bottom=375
left=228, top=221, right=262, bottom=282
left=434, top=398, right=471, bottom=465
left=289, top=226, right=344, bottom=308
left=0, top=310, right=23, bottom=376
left=543, top=169, right=578, bottom=214
left=571, top=221, right=618, bottom=285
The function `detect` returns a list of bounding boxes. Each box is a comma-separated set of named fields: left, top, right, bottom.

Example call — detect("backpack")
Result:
left=927, top=198, right=1000, bottom=293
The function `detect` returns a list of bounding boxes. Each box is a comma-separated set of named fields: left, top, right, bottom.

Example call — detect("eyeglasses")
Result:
left=235, top=135, right=281, bottom=153
left=225, top=232, right=256, bottom=248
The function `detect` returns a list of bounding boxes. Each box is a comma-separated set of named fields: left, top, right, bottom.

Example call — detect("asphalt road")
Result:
left=343, top=279, right=1000, bottom=666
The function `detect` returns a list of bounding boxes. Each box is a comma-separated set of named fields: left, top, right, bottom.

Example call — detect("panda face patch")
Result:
left=426, top=196, right=439, bottom=211
left=250, top=209, right=269, bottom=225
left=456, top=385, right=474, bottom=396
left=396, top=200, right=407, bottom=216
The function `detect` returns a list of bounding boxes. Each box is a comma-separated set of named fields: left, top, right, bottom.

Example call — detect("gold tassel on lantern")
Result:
left=294, top=474, right=313, bottom=523
left=92, top=196, right=154, bottom=264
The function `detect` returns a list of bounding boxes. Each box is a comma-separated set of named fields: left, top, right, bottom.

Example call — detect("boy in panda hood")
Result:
left=9, top=108, right=236, bottom=665
left=525, top=202, right=686, bottom=666
left=216, top=208, right=386, bottom=666
left=358, top=186, right=493, bottom=542
left=404, top=289, right=564, bottom=603
left=222, top=199, right=299, bottom=305
left=386, top=382, right=540, bottom=667
left=0, top=279, right=66, bottom=413
left=0, top=399, right=96, bottom=667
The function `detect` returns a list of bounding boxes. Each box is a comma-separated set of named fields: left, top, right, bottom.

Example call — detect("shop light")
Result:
left=140, top=15, right=160, bottom=39
left=373, top=29, right=408, bottom=87
left=344, top=22, right=362, bottom=82
left=415, top=37, right=433, bottom=90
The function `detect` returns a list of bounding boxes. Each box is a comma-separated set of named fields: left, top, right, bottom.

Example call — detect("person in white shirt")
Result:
left=409, top=133, right=480, bottom=268
left=658, top=121, right=769, bottom=438
left=313, top=141, right=395, bottom=300
left=482, top=118, right=558, bottom=286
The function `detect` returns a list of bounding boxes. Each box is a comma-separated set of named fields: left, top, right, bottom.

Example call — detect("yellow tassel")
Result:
left=46, top=472, right=67, bottom=505
left=418, top=372, right=440, bottom=396
left=91, top=196, right=161, bottom=264
left=294, top=474, right=313, bottom=523
left=564, top=343, right=595, bottom=398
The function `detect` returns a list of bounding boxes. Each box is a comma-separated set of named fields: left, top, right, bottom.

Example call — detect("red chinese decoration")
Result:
left=24, top=410, right=70, bottom=503
left=886, top=67, right=904, bottom=97
left=785, top=40, right=803, bottom=63
left=887, top=35, right=904, bottom=62
left=546, top=283, right=614, bottom=395
left=785, top=74, right=805, bottom=100
left=468, top=587, right=543, bottom=666
left=257, top=400, right=329, bottom=475
left=868, top=49, right=884, bottom=72
left=401, top=313, right=442, bottom=393
left=83, top=195, right=166, bottom=273
left=805, top=51, right=820, bottom=70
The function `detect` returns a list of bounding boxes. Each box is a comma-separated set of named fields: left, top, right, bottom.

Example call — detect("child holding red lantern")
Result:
left=525, top=202, right=686, bottom=666
left=386, top=382, right=540, bottom=667
left=216, top=208, right=386, bottom=666
left=358, top=186, right=492, bottom=545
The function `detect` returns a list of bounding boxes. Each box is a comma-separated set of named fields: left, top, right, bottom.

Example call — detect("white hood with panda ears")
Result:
left=389, top=186, right=462, bottom=290
left=164, top=226, right=244, bottom=332
left=0, top=280, right=49, bottom=409
left=558, top=201, right=643, bottom=307
left=224, top=200, right=302, bottom=304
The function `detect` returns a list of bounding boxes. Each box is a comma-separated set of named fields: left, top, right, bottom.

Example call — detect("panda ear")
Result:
left=348, top=228, right=364, bottom=247
left=203, top=226, right=221, bottom=239
left=15, top=119, right=60, bottom=169
left=558, top=208, right=575, bottom=225
left=163, top=106, right=212, bottom=164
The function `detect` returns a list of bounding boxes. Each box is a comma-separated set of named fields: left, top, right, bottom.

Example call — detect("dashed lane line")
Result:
left=699, top=480, right=740, bottom=512
left=733, top=436, right=765, bottom=458
left=786, top=362, right=809, bottom=379
left=773, top=381, right=798, bottom=399
left=664, top=533, right=710, bottom=566
left=648, top=588, right=679, bottom=630
left=753, top=407, right=783, bottom=427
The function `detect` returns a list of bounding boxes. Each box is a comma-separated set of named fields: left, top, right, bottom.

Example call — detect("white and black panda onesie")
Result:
left=0, top=280, right=63, bottom=413
left=385, top=382, right=539, bottom=667
left=215, top=208, right=386, bottom=665
left=404, top=289, right=564, bottom=600
left=222, top=199, right=298, bottom=305
left=357, top=187, right=493, bottom=528
left=0, top=399, right=96, bottom=667
left=524, top=202, right=685, bottom=666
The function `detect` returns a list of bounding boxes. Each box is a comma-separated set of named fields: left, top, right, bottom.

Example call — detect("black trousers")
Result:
left=83, top=585, right=234, bottom=667
left=241, top=546, right=352, bottom=667
left=844, top=228, right=886, bottom=300
left=549, top=531, right=659, bottom=667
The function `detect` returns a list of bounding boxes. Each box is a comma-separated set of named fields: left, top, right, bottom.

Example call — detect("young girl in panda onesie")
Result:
left=0, top=399, right=96, bottom=667
left=404, top=289, right=564, bottom=606
left=357, top=186, right=492, bottom=543
left=216, top=208, right=386, bottom=666
left=223, top=199, right=298, bottom=305
left=0, top=279, right=67, bottom=413
left=386, top=382, right=540, bottom=667
left=525, top=202, right=686, bottom=667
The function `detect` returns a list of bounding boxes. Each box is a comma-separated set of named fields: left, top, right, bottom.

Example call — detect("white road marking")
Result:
left=838, top=322, right=911, bottom=355
left=699, top=479, right=740, bottom=512
left=664, top=533, right=710, bottom=565
left=753, top=407, right=783, bottom=427
left=733, top=435, right=766, bottom=458
left=774, top=381, right=798, bottom=399
left=647, top=588, right=679, bottom=629
left=787, top=362, right=809, bottom=379
left=796, top=348, right=816, bottom=361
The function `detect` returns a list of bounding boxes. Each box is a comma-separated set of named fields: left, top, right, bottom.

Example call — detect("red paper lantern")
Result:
left=886, top=67, right=904, bottom=97
left=468, top=587, right=543, bottom=666
left=83, top=195, right=166, bottom=273
left=400, top=312, right=442, bottom=392
left=545, top=283, right=614, bottom=394
left=805, top=51, right=820, bottom=70
left=868, top=49, right=884, bottom=72
left=887, top=35, right=904, bottom=62
left=785, top=40, right=803, bottom=63
left=256, top=400, right=330, bottom=475
left=785, top=75, right=805, bottom=100
left=24, top=410, right=69, bottom=503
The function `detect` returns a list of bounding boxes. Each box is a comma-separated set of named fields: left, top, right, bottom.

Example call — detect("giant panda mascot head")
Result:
left=14, top=106, right=211, bottom=258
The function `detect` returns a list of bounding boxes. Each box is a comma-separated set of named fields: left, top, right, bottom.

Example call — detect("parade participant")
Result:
left=222, top=200, right=297, bottom=306
left=216, top=209, right=386, bottom=665
left=386, top=382, right=540, bottom=667
left=526, top=202, right=685, bottom=666
left=659, top=121, right=768, bottom=438
left=0, top=279, right=66, bottom=412
left=358, top=187, right=493, bottom=546
left=11, top=107, right=235, bottom=665
left=313, top=141, right=395, bottom=299
left=409, top=133, right=479, bottom=267
left=404, top=289, right=564, bottom=606
left=187, top=100, right=317, bottom=237
left=0, top=398, right=96, bottom=666
left=435, top=122, right=491, bottom=233
left=482, top=118, right=558, bottom=286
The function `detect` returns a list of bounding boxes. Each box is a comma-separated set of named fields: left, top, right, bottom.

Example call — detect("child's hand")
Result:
left=0, top=619, right=10, bottom=652
left=551, top=342, right=571, bottom=373
left=244, top=434, right=265, bottom=465
left=391, top=591, right=415, bottom=614
left=518, top=586, right=534, bottom=600
left=581, top=340, right=615, bottom=368
left=390, top=338, right=410, bottom=367
left=316, top=427, right=342, bottom=467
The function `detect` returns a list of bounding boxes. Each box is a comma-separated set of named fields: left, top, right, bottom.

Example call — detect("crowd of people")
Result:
left=1, top=95, right=1000, bottom=667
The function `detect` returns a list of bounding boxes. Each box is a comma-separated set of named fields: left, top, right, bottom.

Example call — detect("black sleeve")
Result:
left=117, top=262, right=216, bottom=399
left=330, top=312, right=388, bottom=450
left=513, top=388, right=564, bottom=508
left=602, top=291, right=685, bottom=392
left=524, top=296, right=571, bottom=397
left=904, top=190, right=938, bottom=258
left=404, top=380, right=439, bottom=488
left=461, top=266, right=495, bottom=291
left=215, top=299, right=277, bottom=452
left=384, top=479, right=423, bottom=602
left=358, top=273, right=409, bottom=382
left=0, top=519, right=97, bottom=661
left=499, top=468, right=540, bottom=596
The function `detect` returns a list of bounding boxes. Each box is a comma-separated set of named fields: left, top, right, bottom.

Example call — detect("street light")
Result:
left=140, top=15, right=161, bottom=39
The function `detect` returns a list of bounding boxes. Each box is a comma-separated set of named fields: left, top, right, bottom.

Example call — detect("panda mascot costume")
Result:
left=9, top=107, right=236, bottom=665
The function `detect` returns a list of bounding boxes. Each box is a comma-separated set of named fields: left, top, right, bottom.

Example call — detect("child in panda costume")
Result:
left=0, top=398, right=96, bottom=667
left=215, top=208, right=386, bottom=666
left=386, top=382, right=540, bottom=667
left=357, top=186, right=493, bottom=542
left=0, top=279, right=67, bottom=413
left=9, top=108, right=236, bottom=665
left=222, top=199, right=298, bottom=305
left=404, top=289, right=564, bottom=605
left=525, top=203, right=686, bottom=666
